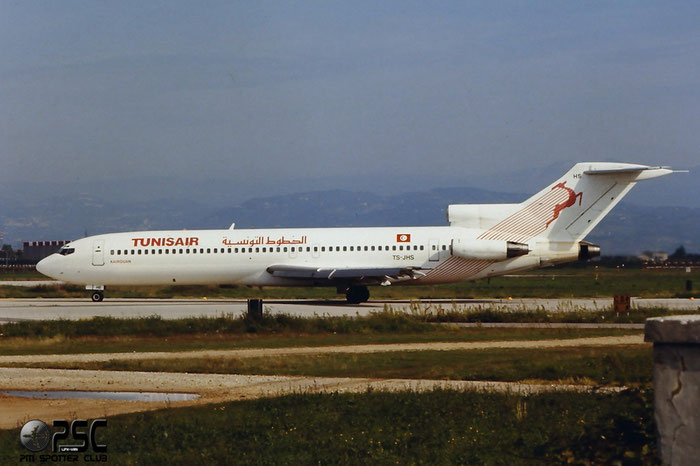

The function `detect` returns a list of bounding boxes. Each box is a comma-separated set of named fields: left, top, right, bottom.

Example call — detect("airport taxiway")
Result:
left=0, top=297, right=697, bottom=322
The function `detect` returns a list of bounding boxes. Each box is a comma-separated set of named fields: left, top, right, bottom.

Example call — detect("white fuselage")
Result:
left=36, top=226, right=577, bottom=288
left=38, top=162, right=673, bottom=295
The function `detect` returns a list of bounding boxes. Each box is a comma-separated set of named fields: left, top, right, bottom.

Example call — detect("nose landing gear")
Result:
left=87, top=285, right=105, bottom=302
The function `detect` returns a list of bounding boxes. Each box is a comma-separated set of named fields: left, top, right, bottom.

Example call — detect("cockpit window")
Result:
left=58, top=247, right=75, bottom=256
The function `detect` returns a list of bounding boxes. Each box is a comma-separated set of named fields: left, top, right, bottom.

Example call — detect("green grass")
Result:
left=0, top=328, right=641, bottom=356
left=2, top=266, right=698, bottom=298
left=0, top=311, right=438, bottom=338
left=20, top=345, right=650, bottom=386
left=412, top=303, right=699, bottom=323
left=0, top=388, right=658, bottom=464
left=408, top=267, right=699, bottom=299
left=0, top=310, right=648, bottom=340
left=0, top=312, right=642, bottom=355
left=0, top=328, right=634, bottom=356
left=0, top=269, right=44, bottom=280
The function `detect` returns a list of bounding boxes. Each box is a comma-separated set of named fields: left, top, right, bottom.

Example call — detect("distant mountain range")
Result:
left=1, top=162, right=697, bottom=209
left=1, top=186, right=697, bottom=255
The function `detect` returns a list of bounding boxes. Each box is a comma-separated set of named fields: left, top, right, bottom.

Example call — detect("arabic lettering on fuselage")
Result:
left=221, top=236, right=308, bottom=247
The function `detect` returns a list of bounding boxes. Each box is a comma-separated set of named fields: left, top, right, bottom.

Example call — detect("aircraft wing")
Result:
left=266, top=264, right=425, bottom=283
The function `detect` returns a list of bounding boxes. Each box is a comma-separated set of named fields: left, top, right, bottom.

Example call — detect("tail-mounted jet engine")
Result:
left=451, top=238, right=530, bottom=261
left=578, top=241, right=601, bottom=261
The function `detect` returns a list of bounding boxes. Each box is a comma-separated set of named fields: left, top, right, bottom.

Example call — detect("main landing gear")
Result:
left=90, top=291, right=104, bottom=302
left=345, top=286, right=370, bottom=304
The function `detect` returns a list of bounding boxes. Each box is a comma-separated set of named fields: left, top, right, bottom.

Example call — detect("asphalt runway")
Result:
left=0, top=297, right=697, bottom=322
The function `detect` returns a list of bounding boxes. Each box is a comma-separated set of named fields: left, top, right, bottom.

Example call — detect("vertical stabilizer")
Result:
left=477, top=163, right=674, bottom=243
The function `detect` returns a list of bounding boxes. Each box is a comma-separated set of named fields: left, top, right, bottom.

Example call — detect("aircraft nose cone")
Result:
left=36, top=255, right=58, bottom=279
left=36, top=257, right=47, bottom=275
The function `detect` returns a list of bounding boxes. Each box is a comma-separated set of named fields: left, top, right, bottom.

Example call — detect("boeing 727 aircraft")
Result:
left=37, top=163, right=675, bottom=303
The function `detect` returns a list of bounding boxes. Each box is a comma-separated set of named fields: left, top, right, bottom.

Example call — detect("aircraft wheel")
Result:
left=91, top=291, right=104, bottom=302
left=346, top=286, right=369, bottom=304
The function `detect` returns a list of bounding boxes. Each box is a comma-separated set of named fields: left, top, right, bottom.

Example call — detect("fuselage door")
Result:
left=92, top=239, right=105, bottom=266
left=429, top=240, right=440, bottom=262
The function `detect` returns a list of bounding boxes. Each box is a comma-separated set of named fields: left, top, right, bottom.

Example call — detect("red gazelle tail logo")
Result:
left=545, top=182, right=583, bottom=228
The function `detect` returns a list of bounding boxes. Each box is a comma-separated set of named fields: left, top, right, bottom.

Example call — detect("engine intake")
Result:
left=452, top=239, right=530, bottom=261
left=578, top=241, right=601, bottom=261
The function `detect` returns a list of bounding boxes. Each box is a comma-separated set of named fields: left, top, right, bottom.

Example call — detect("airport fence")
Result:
left=0, top=264, right=36, bottom=273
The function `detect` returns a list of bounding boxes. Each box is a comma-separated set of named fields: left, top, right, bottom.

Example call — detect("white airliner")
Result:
left=37, top=163, right=675, bottom=303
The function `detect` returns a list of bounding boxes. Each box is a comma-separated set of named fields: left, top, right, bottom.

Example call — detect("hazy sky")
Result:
left=2, top=1, right=699, bottom=189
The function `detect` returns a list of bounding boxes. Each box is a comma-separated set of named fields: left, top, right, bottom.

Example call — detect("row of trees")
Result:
left=0, top=244, right=23, bottom=260
left=669, top=246, right=698, bottom=260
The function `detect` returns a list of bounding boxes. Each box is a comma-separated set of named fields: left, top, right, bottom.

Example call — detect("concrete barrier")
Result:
left=645, top=315, right=700, bottom=466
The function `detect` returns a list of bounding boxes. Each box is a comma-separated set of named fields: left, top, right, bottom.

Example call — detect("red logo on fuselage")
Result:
left=132, top=237, right=199, bottom=247
left=545, top=182, right=583, bottom=228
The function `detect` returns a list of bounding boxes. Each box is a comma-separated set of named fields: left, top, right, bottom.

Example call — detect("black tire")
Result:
left=346, top=286, right=370, bottom=304
left=91, top=291, right=104, bottom=302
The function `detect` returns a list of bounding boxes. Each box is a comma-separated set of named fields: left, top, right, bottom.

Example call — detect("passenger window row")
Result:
left=109, top=244, right=428, bottom=256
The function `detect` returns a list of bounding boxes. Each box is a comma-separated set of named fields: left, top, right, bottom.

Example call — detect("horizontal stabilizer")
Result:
left=583, top=165, right=681, bottom=181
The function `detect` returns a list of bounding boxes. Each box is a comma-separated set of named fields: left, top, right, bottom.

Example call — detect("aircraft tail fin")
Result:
left=474, top=163, right=675, bottom=243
